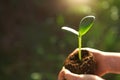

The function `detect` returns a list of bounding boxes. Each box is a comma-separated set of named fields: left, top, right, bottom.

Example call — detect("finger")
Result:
left=64, top=71, right=104, bottom=80
left=58, top=68, right=65, bottom=80
left=64, top=69, right=82, bottom=80
left=81, top=47, right=102, bottom=53
left=64, top=68, right=105, bottom=80
left=80, top=74, right=105, bottom=80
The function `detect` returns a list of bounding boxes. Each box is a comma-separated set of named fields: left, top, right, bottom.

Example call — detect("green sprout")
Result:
left=61, top=15, right=95, bottom=60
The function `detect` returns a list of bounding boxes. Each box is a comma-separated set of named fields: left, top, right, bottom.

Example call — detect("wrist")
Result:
left=102, top=52, right=115, bottom=74
left=103, top=52, right=120, bottom=74
left=95, top=51, right=111, bottom=75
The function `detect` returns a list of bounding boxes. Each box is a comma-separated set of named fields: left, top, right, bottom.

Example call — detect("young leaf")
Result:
left=79, top=16, right=95, bottom=36
left=61, top=26, right=78, bottom=35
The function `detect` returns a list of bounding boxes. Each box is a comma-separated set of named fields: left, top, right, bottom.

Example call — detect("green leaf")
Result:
left=79, top=16, right=95, bottom=36
left=61, top=26, right=78, bottom=35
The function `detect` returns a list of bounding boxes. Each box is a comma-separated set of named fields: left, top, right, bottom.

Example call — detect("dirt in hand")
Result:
left=64, top=50, right=96, bottom=74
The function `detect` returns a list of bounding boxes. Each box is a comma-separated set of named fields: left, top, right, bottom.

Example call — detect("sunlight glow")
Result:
left=61, top=0, right=96, bottom=14
left=65, top=0, right=91, bottom=5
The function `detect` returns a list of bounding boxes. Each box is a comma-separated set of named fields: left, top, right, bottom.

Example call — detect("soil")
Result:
left=64, top=50, right=96, bottom=74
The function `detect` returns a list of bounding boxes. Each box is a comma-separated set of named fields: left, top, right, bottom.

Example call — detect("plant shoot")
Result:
left=61, top=15, right=95, bottom=60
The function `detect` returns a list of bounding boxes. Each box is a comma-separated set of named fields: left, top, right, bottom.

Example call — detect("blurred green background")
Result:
left=0, top=0, right=120, bottom=80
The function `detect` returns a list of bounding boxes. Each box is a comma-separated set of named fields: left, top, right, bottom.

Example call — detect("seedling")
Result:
left=62, top=15, right=95, bottom=60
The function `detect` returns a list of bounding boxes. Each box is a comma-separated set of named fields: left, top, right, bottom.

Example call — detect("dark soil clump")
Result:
left=64, top=50, right=96, bottom=74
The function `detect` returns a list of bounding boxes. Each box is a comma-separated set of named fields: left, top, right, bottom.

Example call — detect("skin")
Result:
left=58, top=48, right=120, bottom=80
left=58, top=67, right=104, bottom=80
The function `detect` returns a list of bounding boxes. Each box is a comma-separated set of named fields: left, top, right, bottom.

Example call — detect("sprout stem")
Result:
left=78, top=35, right=82, bottom=60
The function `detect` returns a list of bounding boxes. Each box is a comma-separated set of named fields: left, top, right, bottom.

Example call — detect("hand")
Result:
left=58, top=67, right=105, bottom=80
left=58, top=48, right=109, bottom=80
left=58, top=48, right=120, bottom=80
left=64, top=48, right=109, bottom=76
left=81, top=48, right=109, bottom=76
